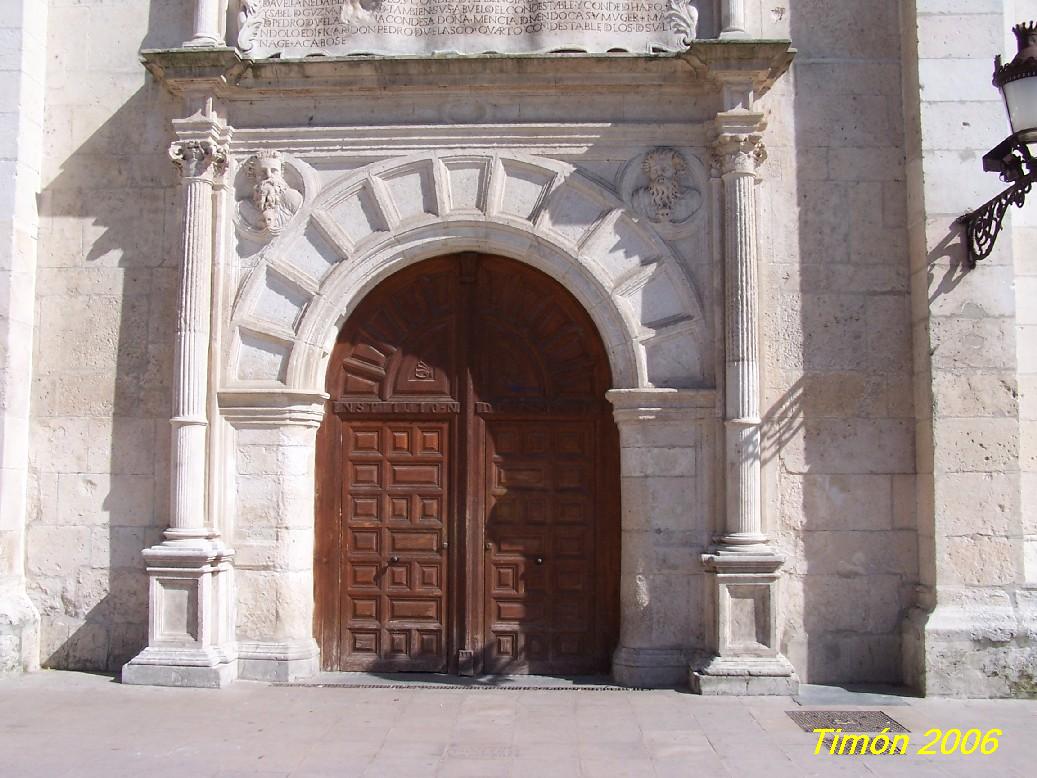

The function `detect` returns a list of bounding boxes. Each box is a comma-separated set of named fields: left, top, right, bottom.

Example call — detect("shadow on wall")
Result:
left=776, top=0, right=923, bottom=686
left=29, top=1, right=189, bottom=672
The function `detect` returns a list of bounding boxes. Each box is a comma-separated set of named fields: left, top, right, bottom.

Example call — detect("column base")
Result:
left=183, top=36, right=226, bottom=48
left=238, top=639, right=320, bottom=682
left=690, top=654, right=798, bottom=695
left=0, top=580, right=40, bottom=673
left=122, top=647, right=238, bottom=688
left=612, top=647, right=687, bottom=688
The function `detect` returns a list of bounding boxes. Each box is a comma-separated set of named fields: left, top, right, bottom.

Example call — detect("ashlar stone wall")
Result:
left=25, top=0, right=190, bottom=670
left=759, top=0, right=917, bottom=684
left=901, top=0, right=1037, bottom=697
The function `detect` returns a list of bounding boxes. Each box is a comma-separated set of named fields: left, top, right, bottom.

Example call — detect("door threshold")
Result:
left=276, top=672, right=630, bottom=690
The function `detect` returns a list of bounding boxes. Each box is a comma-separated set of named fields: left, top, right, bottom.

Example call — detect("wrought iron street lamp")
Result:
left=959, top=22, right=1037, bottom=266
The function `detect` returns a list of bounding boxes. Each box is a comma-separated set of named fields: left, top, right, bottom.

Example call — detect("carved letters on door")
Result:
left=315, top=254, right=619, bottom=674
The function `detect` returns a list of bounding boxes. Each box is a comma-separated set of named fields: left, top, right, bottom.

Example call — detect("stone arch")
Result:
left=226, top=151, right=708, bottom=395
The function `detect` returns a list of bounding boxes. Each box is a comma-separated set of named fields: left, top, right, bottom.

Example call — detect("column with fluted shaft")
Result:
left=718, top=116, right=768, bottom=550
left=690, top=110, right=797, bottom=695
left=185, top=0, right=227, bottom=47
left=123, top=112, right=238, bottom=688
left=721, top=0, right=748, bottom=38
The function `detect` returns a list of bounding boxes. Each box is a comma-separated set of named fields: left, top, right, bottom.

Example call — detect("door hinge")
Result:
left=457, top=649, right=475, bottom=676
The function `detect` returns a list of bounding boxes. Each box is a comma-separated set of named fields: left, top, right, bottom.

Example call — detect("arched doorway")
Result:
left=315, top=253, right=620, bottom=675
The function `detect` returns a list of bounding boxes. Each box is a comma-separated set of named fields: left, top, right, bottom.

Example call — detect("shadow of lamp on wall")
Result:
left=959, top=22, right=1037, bottom=267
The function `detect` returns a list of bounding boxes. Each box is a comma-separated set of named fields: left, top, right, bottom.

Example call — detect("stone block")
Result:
left=29, top=418, right=93, bottom=473
left=932, top=371, right=1018, bottom=418
left=796, top=474, right=894, bottom=531
left=620, top=446, right=695, bottom=478
left=828, top=147, right=905, bottom=184
left=793, top=27, right=901, bottom=76
left=780, top=418, right=914, bottom=475
left=794, top=530, right=915, bottom=578
left=916, top=57, right=1003, bottom=103
left=26, top=524, right=90, bottom=577
left=865, top=295, right=912, bottom=374
left=933, top=473, right=1020, bottom=539
left=916, top=13, right=1003, bottom=59
left=940, top=536, right=1021, bottom=586
left=892, top=474, right=916, bottom=529
left=55, top=473, right=154, bottom=527
left=41, top=617, right=109, bottom=671
left=1022, top=473, right=1037, bottom=536
left=799, top=294, right=868, bottom=372
left=121, top=661, right=237, bottom=688
left=919, top=100, right=1013, bottom=151
left=932, top=418, right=1019, bottom=473
left=931, top=317, right=1016, bottom=371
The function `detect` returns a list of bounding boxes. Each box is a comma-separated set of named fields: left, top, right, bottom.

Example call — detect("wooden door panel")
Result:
left=482, top=419, right=604, bottom=674
left=340, top=420, right=450, bottom=671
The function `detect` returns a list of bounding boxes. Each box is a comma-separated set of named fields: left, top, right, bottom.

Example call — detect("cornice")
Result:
left=140, top=41, right=794, bottom=100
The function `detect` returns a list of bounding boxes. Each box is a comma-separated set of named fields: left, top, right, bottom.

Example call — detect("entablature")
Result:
left=140, top=42, right=794, bottom=105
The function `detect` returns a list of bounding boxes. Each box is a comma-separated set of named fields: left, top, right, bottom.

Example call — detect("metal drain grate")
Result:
left=786, top=710, right=909, bottom=733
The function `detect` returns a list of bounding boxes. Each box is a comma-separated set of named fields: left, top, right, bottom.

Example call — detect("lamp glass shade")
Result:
left=1003, top=75, right=1037, bottom=143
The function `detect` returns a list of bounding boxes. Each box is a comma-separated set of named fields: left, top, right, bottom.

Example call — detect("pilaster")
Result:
left=691, top=110, right=797, bottom=695
left=220, top=391, right=327, bottom=683
left=607, top=388, right=717, bottom=688
left=123, top=111, right=238, bottom=688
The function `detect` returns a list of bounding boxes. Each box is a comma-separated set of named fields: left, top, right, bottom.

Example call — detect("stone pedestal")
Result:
left=691, top=553, right=796, bottom=694
left=122, top=541, right=237, bottom=687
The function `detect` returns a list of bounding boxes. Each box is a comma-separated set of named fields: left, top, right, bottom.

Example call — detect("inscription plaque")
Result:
left=238, top=0, right=699, bottom=58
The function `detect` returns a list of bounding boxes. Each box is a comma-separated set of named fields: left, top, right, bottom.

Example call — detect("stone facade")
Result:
left=0, top=0, right=1034, bottom=696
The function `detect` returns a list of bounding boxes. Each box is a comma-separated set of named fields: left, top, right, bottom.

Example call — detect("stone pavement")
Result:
left=1, top=672, right=1035, bottom=777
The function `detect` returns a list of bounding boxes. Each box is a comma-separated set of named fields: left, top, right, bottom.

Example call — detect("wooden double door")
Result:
left=316, top=254, right=620, bottom=675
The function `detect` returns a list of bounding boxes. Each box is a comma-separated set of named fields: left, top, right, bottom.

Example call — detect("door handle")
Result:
left=535, top=556, right=544, bottom=565
left=388, top=555, right=400, bottom=565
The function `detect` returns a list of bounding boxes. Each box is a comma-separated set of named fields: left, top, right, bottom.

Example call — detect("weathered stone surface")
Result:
left=2, top=0, right=1032, bottom=699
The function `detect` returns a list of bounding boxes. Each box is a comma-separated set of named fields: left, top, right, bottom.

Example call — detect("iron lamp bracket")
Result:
left=958, top=133, right=1036, bottom=266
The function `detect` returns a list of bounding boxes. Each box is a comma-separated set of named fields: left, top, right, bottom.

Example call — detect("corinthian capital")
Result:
left=712, top=110, right=767, bottom=177
left=712, top=133, right=766, bottom=176
left=169, top=139, right=229, bottom=179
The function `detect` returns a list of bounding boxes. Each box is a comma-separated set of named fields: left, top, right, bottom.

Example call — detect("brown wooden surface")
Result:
left=315, top=254, right=619, bottom=674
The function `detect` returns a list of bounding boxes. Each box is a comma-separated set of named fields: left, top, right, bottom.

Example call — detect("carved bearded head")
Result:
left=642, top=148, right=688, bottom=218
left=248, top=150, right=289, bottom=213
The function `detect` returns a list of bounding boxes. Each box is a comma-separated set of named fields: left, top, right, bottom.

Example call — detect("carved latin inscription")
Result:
left=336, top=401, right=462, bottom=414
left=235, top=0, right=700, bottom=57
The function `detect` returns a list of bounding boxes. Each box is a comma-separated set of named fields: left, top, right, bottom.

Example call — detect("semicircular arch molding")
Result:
left=225, top=151, right=709, bottom=395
